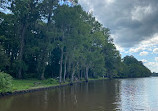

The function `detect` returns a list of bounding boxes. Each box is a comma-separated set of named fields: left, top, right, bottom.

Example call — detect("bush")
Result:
left=44, top=78, right=58, bottom=84
left=0, top=72, right=13, bottom=93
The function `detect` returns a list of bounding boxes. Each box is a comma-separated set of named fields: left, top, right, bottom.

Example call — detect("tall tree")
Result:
left=9, top=0, right=41, bottom=78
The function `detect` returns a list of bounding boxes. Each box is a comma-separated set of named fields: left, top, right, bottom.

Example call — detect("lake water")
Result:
left=1, top=77, right=158, bottom=111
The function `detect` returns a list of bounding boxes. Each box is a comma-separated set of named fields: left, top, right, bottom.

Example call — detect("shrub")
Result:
left=44, top=78, right=58, bottom=84
left=0, top=72, right=13, bottom=93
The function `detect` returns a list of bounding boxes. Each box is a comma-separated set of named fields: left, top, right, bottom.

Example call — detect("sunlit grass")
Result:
left=10, top=77, right=107, bottom=92
left=12, top=79, right=59, bottom=91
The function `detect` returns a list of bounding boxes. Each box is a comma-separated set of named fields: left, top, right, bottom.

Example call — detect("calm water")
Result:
left=1, top=77, right=158, bottom=111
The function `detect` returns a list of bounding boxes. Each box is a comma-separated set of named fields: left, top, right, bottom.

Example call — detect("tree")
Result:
left=9, top=0, right=41, bottom=78
left=0, top=0, right=152, bottom=82
left=122, top=55, right=152, bottom=78
left=0, top=45, right=9, bottom=71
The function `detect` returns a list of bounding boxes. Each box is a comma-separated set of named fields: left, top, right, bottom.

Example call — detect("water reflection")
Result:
left=1, top=77, right=158, bottom=111
left=117, top=78, right=158, bottom=111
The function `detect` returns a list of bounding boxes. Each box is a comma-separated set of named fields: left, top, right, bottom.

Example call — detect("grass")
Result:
left=8, top=77, right=108, bottom=92
left=12, top=79, right=59, bottom=91
left=89, top=77, right=108, bottom=81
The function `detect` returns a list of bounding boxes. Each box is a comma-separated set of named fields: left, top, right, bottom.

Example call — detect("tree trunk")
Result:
left=85, top=66, right=89, bottom=82
left=38, top=44, right=49, bottom=80
left=40, top=66, right=45, bottom=80
left=67, top=58, right=71, bottom=78
left=63, top=55, right=67, bottom=82
left=71, top=68, right=75, bottom=84
left=51, top=70, right=54, bottom=78
left=18, top=24, right=26, bottom=79
left=80, top=70, right=82, bottom=80
left=79, top=70, right=81, bottom=80
left=39, top=11, right=52, bottom=80
left=59, top=47, right=63, bottom=84
left=37, top=54, right=46, bottom=80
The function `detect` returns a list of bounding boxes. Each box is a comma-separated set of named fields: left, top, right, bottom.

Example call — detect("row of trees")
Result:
left=119, top=56, right=151, bottom=78
left=0, top=0, right=151, bottom=83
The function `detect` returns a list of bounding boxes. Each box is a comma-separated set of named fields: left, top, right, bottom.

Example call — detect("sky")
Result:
left=78, top=0, right=158, bottom=73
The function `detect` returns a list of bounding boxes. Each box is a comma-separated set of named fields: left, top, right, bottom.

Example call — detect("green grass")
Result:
left=9, top=77, right=108, bottom=92
left=88, top=77, right=108, bottom=81
left=12, top=79, right=59, bottom=91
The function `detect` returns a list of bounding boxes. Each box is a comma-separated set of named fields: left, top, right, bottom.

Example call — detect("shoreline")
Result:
left=0, top=76, right=153, bottom=98
left=0, top=78, right=107, bottom=98
left=0, top=83, right=69, bottom=98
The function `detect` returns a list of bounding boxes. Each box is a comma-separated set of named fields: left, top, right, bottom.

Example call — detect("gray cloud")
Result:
left=78, top=0, right=158, bottom=48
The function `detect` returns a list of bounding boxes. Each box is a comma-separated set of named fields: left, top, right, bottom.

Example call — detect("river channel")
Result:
left=1, top=77, right=158, bottom=111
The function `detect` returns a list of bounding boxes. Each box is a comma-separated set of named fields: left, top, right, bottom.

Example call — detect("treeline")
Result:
left=119, top=55, right=151, bottom=78
left=151, top=72, right=158, bottom=76
left=0, top=0, right=151, bottom=83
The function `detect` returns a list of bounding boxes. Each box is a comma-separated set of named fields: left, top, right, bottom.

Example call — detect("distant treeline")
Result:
left=0, top=0, right=151, bottom=83
left=152, top=73, right=158, bottom=76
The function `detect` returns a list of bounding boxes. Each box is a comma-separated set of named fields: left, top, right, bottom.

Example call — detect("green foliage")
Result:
left=0, top=72, right=13, bottom=93
left=44, top=78, right=58, bottom=84
left=0, top=45, right=9, bottom=71
left=0, top=0, right=152, bottom=85
left=120, top=56, right=152, bottom=78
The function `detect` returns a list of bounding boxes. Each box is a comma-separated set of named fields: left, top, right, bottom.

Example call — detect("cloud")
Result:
left=143, top=56, right=158, bottom=73
left=142, top=59, right=148, bottom=63
left=139, top=51, right=149, bottom=56
left=131, top=5, right=152, bottom=22
left=155, top=57, right=158, bottom=62
left=144, top=62, right=158, bottom=72
left=78, top=0, right=158, bottom=72
left=78, top=0, right=158, bottom=48
left=115, top=44, right=125, bottom=52
left=129, top=47, right=145, bottom=53
left=104, top=0, right=115, bottom=4
left=153, top=48, right=158, bottom=54
left=129, top=33, right=158, bottom=53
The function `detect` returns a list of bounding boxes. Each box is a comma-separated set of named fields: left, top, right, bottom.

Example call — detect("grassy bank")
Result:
left=13, top=78, right=107, bottom=91
left=0, top=77, right=107, bottom=94
left=12, top=79, right=59, bottom=91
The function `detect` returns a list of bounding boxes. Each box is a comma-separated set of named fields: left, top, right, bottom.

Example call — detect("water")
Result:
left=1, top=77, right=158, bottom=111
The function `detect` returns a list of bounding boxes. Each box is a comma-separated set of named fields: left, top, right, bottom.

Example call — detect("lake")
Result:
left=1, top=77, right=158, bottom=111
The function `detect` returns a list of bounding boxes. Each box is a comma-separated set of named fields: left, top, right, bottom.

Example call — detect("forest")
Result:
left=0, top=0, right=151, bottom=87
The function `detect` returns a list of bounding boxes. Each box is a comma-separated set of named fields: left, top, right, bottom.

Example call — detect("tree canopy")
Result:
left=0, top=0, right=151, bottom=83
